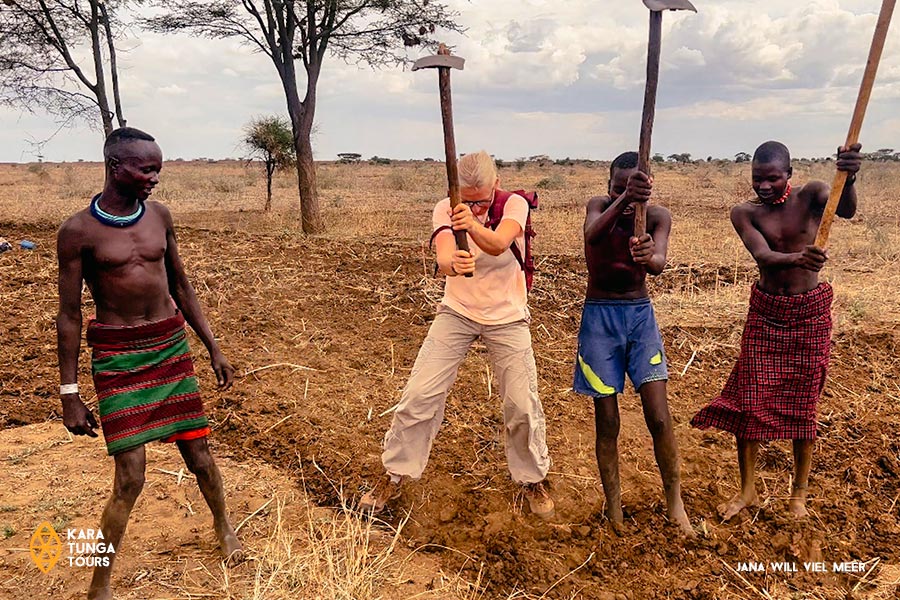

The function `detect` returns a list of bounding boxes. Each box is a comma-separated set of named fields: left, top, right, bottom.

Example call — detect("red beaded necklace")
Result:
left=766, top=182, right=792, bottom=205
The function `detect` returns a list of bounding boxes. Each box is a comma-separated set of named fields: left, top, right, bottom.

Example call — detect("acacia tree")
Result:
left=147, top=1, right=461, bottom=234
left=0, top=0, right=129, bottom=136
left=667, top=152, right=692, bottom=164
left=243, top=115, right=295, bottom=211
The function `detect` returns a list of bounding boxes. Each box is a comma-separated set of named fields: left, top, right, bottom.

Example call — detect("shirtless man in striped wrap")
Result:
left=56, top=127, right=242, bottom=599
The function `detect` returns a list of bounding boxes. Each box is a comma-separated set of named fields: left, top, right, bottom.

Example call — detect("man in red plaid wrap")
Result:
left=691, top=140, right=862, bottom=521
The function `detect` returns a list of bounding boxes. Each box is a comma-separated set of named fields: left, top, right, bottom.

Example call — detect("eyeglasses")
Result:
left=461, top=188, right=495, bottom=209
left=462, top=200, right=491, bottom=208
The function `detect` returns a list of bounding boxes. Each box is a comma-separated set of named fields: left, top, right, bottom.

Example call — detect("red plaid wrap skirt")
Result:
left=690, top=283, right=833, bottom=440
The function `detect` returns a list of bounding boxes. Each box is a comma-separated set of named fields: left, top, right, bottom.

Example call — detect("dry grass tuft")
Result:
left=244, top=497, right=406, bottom=599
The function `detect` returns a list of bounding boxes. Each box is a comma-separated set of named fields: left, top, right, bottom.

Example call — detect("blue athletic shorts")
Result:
left=572, top=298, right=668, bottom=397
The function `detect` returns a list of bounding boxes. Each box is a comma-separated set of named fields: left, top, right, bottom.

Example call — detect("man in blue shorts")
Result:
left=574, top=151, right=692, bottom=536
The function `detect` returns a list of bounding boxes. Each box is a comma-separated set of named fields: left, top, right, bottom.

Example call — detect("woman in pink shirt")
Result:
left=361, top=151, right=553, bottom=518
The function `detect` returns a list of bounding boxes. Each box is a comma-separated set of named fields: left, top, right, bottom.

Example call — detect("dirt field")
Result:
left=1, top=159, right=899, bottom=599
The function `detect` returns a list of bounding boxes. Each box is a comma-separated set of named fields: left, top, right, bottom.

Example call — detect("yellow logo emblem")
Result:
left=30, top=521, right=63, bottom=574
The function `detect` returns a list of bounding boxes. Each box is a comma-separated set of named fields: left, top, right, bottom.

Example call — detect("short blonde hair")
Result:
left=458, top=150, right=497, bottom=189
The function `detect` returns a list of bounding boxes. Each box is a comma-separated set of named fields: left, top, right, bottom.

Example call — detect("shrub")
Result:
left=536, top=174, right=566, bottom=190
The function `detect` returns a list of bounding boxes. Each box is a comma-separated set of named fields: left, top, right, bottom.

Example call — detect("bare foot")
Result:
left=216, top=523, right=244, bottom=566
left=717, top=491, right=758, bottom=522
left=87, top=586, right=113, bottom=600
left=788, top=486, right=809, bottom=518
left=605, top=505, right=626, bottom=536
left=667, top=501, right=696, bottom=538
left=606, top=504, right=624, bottom=523
left=608, top=519, right=628, bottom=536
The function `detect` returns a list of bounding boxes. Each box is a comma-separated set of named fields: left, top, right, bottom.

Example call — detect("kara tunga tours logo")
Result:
left=30, top=522, right=116, bottom=573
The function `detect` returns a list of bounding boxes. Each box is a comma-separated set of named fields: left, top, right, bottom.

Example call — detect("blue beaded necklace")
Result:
left=90, top=194, right=145, bottom=227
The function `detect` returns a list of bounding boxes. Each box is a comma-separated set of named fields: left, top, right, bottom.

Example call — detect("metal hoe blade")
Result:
left=642, top=0, right=697, bottom=11
left=412, top=54, right=465, bottom=71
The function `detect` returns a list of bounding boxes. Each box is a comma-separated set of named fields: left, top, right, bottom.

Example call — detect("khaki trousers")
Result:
left=382, top=307, right=551, bottom=483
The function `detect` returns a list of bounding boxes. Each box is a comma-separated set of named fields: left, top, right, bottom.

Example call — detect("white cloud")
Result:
left=158, top=84, right=187, bottom=96
left=1, top=0, right=897, bottom=162
left=671, top=47, right=706, bottom=69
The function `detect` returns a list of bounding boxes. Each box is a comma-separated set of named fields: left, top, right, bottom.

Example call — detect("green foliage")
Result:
left=667, top=153, right=692, bottom=164
left=243, top=116, right=295, bottom=170
left=370, top=156, right=392, bottom=165
left=862, top=148, right=900, bottom=161
left=242, top=116, right=295, bottom=210
left=147, top=0, right=463, bottom=234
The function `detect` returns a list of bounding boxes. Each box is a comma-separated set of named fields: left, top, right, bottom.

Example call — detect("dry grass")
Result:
left=235, top=493, right=588, bottom=600
left=2, top=159, right=899, bottom=599
left=239, top=497, right=412, bottom=600
left=0, top=423, right=522, bottom=600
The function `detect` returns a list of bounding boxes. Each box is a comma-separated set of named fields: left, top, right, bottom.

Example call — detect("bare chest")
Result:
left=753, top=202, right=821, bottom=251
left=599, top=217, right=637, bottom=260
left=87, top=220, right=167, bottom=271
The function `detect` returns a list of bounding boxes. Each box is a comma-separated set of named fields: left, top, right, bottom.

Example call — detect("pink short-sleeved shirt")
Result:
left=432, top=193, right=529, bottom=325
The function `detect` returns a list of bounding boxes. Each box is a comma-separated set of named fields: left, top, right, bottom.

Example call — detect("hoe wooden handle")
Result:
left=635, top=10, right=663, bottom=238
left=437, top=59, right=473, bottom=276
left=815, top=0, right=896, bottom=248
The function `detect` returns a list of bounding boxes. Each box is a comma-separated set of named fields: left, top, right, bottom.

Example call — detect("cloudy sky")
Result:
left=2, top=0, right=899, bottom=162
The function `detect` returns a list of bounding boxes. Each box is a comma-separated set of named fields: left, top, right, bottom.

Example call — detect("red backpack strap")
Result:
left=516, top=190, right=539, bottom=210
left=488, top=190, right=539, bottom=224
left=486, top=190, right=511, bottom=228
left=428, top=224, right=455, bottom=279
left=429, top=225, right=452, bottom=248
left=486, top=189, right=529, bottom=228
left=509, top=190, right=538, bottom=290
left=486, top=190, right=537, bottom=277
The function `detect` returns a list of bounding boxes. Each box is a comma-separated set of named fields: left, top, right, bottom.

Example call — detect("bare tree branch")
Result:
left=37, top=0, right=97, bottom=91
left=0, top=0, right=133, bottom=134
left=146, top=0, right=462, bottom=234
left=99, top=1, right=126, bottom=127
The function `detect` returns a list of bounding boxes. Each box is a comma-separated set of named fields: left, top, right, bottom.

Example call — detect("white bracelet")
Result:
left=60, top=383, right=79, bottom=395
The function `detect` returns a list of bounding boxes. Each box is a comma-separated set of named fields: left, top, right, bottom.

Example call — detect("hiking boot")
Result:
left=523, top=480, right=555, bottom=519
left=359, top=475, right=402, bottom=513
